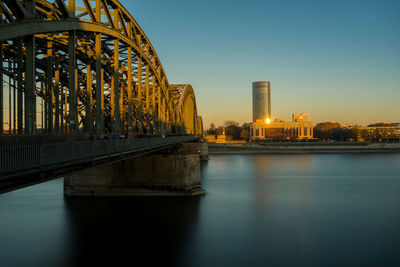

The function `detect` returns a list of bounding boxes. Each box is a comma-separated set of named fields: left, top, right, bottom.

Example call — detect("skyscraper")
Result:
left=252, top=81, right=271, bottom=122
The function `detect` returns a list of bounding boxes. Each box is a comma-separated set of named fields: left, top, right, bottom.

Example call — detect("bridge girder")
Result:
left=170, top=84, right=200, bottom=135
left=0, top=0, right=201, bottom=136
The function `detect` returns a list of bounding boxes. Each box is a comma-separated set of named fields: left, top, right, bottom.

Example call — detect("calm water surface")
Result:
left=1, top=154, right=400, bottom=266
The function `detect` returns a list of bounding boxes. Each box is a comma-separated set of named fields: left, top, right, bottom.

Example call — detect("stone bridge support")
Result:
left=182, top=142, right=209, bottom=161
left=64, top=143, right=207, bottom=196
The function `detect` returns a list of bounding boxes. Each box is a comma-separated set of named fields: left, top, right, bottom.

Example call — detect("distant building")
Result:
left=250, top=114, right=313, bottom=140
left=252, top=81, right=271, bottom=122
left=332, top=127, right=350, bottom=141
left=250, top=81, right=312, bottom=140
left=293, top=113, right=309, bottom=123
left=359, top=125, right=400, bottom=141
left=332, top=125, right=400, bottom=142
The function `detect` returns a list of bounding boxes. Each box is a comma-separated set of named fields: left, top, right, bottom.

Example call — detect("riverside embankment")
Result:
left=208, top=142, right=400, bottom=154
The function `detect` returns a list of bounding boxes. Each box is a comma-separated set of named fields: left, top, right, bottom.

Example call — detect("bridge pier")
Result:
left=64, top=144, right=206, bottom=197
left=182, top=142, right=209, bottom=161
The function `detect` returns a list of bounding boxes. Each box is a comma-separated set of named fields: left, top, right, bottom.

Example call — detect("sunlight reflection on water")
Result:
left=1, top=153, right=400, bottom=266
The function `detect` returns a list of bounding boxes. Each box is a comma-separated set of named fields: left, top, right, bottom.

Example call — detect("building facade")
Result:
left=252, top=81, right=271, bottom=122
left=332, top=125, right=400, bottom=142
left=250, top=114, right=313, bottom=140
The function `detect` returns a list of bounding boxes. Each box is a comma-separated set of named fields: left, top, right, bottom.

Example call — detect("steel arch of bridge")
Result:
left=0, top=0, right=202, bottom=136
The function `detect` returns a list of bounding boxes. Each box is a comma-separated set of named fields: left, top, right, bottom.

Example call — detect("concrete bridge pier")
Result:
left=64, top=144, right=206, bottom=197
left=182, top=142, right=209, bottom=161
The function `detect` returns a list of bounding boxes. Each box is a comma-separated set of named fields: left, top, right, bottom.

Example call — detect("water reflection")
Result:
left=251, top=154, right=314, bottom=179
left=63, top=196, right=201, bottom=266
left=2, top=154, right=400, bottom=266
left=200, top=160, right=209, bottom=177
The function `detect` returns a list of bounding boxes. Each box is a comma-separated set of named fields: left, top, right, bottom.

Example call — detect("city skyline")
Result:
left=125, top=0, right=400, bottom=127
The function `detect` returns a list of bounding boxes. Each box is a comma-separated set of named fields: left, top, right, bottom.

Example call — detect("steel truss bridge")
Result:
left=0, top=0, right=203, bottom=185
left=0, top=0, right=203, bottom=136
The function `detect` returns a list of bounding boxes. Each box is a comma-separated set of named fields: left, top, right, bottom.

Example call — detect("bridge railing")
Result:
left=0, top=136, right=197, bottom=178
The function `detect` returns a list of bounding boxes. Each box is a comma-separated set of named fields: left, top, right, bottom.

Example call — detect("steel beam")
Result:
left=82, top=0, right=96, bottom=22
left=0, top=42, right=3, bottom=134
left=95, top=33, right=102, bottom=134
left=24, top=35, right=36, bottom=135
left=86, top=64, right=92, bottom=132
left=95, top=0, right=103, bottom=134
left=67, top=0, right=75, bottom=16
left=41, top=96, right=44, bottom=131
left=145, top=62, right=149, bottom=132
left=74, top=68, right=78, bottom=127
left=12, top=61, right=16, bottom=134
left=25, top=0, right=36, bottom=19
left=157, top=83, right=161, bottom=134
left=137, top=56, right=142, bottom=133
left=55, top=0, right=72, bottom=18
left=101, top=68, right=104, bottom=112
left=60, top=83, right=64, bottom=134
left=112, top=10, right=120, bottom=133
left=46, top=40, right=53, bottom=133
left=0, top=2, right=13, bottom=22
left=127, top=46, right=133, bottom=132
left=101, top=0, right=115, bottom=29
left=42, top=81, right=47, bottom=131
left=68, top=31, right=77, bottom=132
left=54, top=57, right=60, bottom=134
left=64, top=84, right=68, bottom=133
left=8, top=60, right=11, bottom=134
left=112, top=37, right=120, bottom=133
left=3, top=0, right=29, bottom=20
left=152, top=76, right=156, bottom=134
left=17, top=39, right=23, bottom=134
left=160, top=98, right=164, bottom=134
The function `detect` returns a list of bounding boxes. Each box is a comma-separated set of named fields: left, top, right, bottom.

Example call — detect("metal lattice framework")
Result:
left=0, top=0, right=202, bottom=136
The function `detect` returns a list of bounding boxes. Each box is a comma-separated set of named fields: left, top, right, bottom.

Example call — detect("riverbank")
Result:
left=208, top=142, right=400, bottom=154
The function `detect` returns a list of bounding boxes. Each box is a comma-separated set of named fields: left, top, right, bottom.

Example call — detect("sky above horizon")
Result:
left=123, top=0, right=400, bottom=128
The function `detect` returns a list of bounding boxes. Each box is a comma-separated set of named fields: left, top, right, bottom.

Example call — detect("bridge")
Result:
left=0, top=0, right=207, bottom=195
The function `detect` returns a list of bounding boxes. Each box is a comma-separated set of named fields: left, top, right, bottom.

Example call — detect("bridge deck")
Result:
left=0, top=136, right=198, bottom=191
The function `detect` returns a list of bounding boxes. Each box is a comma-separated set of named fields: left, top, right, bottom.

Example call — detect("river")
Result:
left=1, top=153, right=400, bottom=266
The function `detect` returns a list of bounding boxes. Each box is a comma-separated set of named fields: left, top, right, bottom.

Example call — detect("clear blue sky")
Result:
left=122, top=0, right=400, bottom=127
